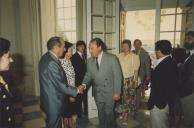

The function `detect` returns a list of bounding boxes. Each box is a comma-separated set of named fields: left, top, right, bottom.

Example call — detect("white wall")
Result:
left=0, top=0, right=41, bottom=96
left=0, top=0, right=17, bottom=52
left=40, top=0, right=56, bottom=54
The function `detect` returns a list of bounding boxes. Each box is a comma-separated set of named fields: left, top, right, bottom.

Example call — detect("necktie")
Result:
left=96, top=57, right=99, bottom=71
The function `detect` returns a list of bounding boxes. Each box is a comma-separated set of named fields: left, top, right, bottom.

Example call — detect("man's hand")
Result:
left=112, top=94, right=120, bottom=101
left=143, top=77, right=150, bottom=90
left=77, top=85, right=84, bottom=94
left=69, top=97, right=76, bottom=102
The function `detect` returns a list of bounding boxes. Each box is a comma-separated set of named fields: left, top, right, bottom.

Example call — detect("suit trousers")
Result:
left=95, top=99, right=116, bottom=128
left=150, top=105, right=169, bottom=128
left=45, top=110, right=63, bottom=128
left=180, top=93, right=194, bottom=128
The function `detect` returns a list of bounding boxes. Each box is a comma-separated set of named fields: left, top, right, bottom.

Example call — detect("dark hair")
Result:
left=0, top=37, right=11, bottom=57
left=186, top=31, right=194, bottom=37
left=155, top=40, right=172, bottom=55
left=122, top=39, right=131, bottom=49
left=134, top=39, right=142, bottom=45
left=47, top=36, right=62, bottom=50
left=90, top=38, right=107, bottom=51
left=61, top=41, right=73, bottom=58
left=76, top=40, right=86, bottom=49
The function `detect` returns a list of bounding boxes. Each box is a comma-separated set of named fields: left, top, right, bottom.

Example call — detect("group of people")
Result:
left=39, top=37, right=88, bottom=128
left=39, top=37, right=151, bottom=128
left=147, top=31, right=194, bottom=128
left=39, top=31, right=194, bottom=128
left=116, top=39, right=151, bottom=125
left=0, top=31, right=193, bottom=128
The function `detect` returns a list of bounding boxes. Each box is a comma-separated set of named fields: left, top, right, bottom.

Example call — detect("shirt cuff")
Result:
left=82, top=84, right=87, bottom=90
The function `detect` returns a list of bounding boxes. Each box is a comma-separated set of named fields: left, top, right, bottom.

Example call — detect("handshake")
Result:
left=77, top=84, right=85, bottom=94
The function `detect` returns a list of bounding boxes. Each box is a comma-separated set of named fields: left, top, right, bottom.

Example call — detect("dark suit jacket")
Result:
left=179, top=54, right=194, bottom=98
left=39, top=52, right=77, bottom=115
left=0, top=84, right=14, bottom=127
left=71, top=52, right=86, bottom=86
left=148, top=56, right=178, bottom=110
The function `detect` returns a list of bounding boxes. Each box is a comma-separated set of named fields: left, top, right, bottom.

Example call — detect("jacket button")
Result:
left=8, top=117, right=11, bottom=122
left=2, top=95, right=6, bottom=99
left=6, top=106, right=10, bottom=110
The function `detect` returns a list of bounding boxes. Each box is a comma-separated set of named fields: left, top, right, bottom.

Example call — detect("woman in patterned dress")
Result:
left=0, top=37, right=14, bottom=127
left=60, top=41, right=77, bottom=128
left=117, top=39, right=140, bottom=125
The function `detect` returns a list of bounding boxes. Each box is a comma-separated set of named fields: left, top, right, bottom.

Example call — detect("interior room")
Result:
left=0, top=0, right=193, bottom=127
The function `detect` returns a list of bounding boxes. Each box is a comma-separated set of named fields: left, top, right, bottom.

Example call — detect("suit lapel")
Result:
left=48, top=52, right=69, bottom=85
left=76, top=52, right=86, bottom=64
left=154, top=56, right=171, bottom=71
left=99, top=52, right=106, bottom=72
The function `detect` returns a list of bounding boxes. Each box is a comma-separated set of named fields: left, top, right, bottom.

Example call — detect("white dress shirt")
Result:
left=96, top=51, right=103, bottom=66
left=77, top=51, right=83, bottom=59
left=153, top=55, right=170, bottom=69
left=49, top=51, right=58, bottom=59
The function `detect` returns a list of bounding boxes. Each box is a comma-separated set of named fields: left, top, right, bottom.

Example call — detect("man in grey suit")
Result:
left=133, top=39, right=151, bottom=108
left=39, top=37, right=83, bottom=128
left=82, top=38, right=122, bottom=128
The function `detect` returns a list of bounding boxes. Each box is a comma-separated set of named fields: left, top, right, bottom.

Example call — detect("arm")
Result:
left=47, top=61, right=78, bottom=97
left=144, top=53, right=151, bottom=80
left=112, top=56, right=122, bottom=95
left=82, top=60, right=93, bottom=88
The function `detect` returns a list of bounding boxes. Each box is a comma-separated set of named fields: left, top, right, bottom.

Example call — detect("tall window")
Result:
left=160, top=0, right=193, bottom=47
left=56, top=0, right=76, bottom=43
left=125, top=10, right=156, bottom=52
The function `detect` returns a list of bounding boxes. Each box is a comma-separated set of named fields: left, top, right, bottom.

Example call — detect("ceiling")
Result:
left=120, top=0, right=193, bottom=11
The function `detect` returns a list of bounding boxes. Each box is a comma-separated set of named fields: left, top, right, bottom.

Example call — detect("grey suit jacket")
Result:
left=39, top=52, right=77, bottom=114
left=83, top=52, right=122, bottom=102
left=133, top=48, right=151, bottom=83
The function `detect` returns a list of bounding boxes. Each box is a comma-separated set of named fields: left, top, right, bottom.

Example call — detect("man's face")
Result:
left=89, top=41, right=101, bottom=58
left=184, top=35, right=194, bottom=50
left=77, top=45, right=85, bottom=53
left=133, top=41, right=142, bottom=51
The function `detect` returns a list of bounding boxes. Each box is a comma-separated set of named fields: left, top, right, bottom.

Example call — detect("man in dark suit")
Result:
left=148, top=40, right=178, bottom=128
left=179, top=31, right=194, bottom=127
left=82, top=38, right=122, bottom=128
left=71, top=40, right=88, bottom=117
left=39, top=37, right=84, bottom=128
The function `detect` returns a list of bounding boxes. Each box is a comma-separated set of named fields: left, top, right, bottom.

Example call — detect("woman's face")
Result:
left=65, top=47, right=73, bottom=59
left=122, top=43, right=131, bottom=53
left=0, top=51, right=13, bottom=71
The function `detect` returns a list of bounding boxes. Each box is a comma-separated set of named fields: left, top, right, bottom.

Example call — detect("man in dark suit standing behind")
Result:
left=179, top=31, right=194, bottom=127
left=148, top=40, right=177, bottom=128
left=71, top=40, right=88, bottom=117
left=39, top=37, right=84, bottom=128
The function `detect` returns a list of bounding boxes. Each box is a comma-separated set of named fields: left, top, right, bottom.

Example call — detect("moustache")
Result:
left=184, top=42, right=194, bottom=50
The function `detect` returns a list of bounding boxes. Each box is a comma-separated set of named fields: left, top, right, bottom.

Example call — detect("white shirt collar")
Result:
left=96, top=51, right=103, bottom=65
left=154, top=55, right=170, bottom=69
left=190, top=49, right=194, bottom=55
left=49, top=51, right=58, bottom=59
left=77, top=51, right=83, bottom=58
